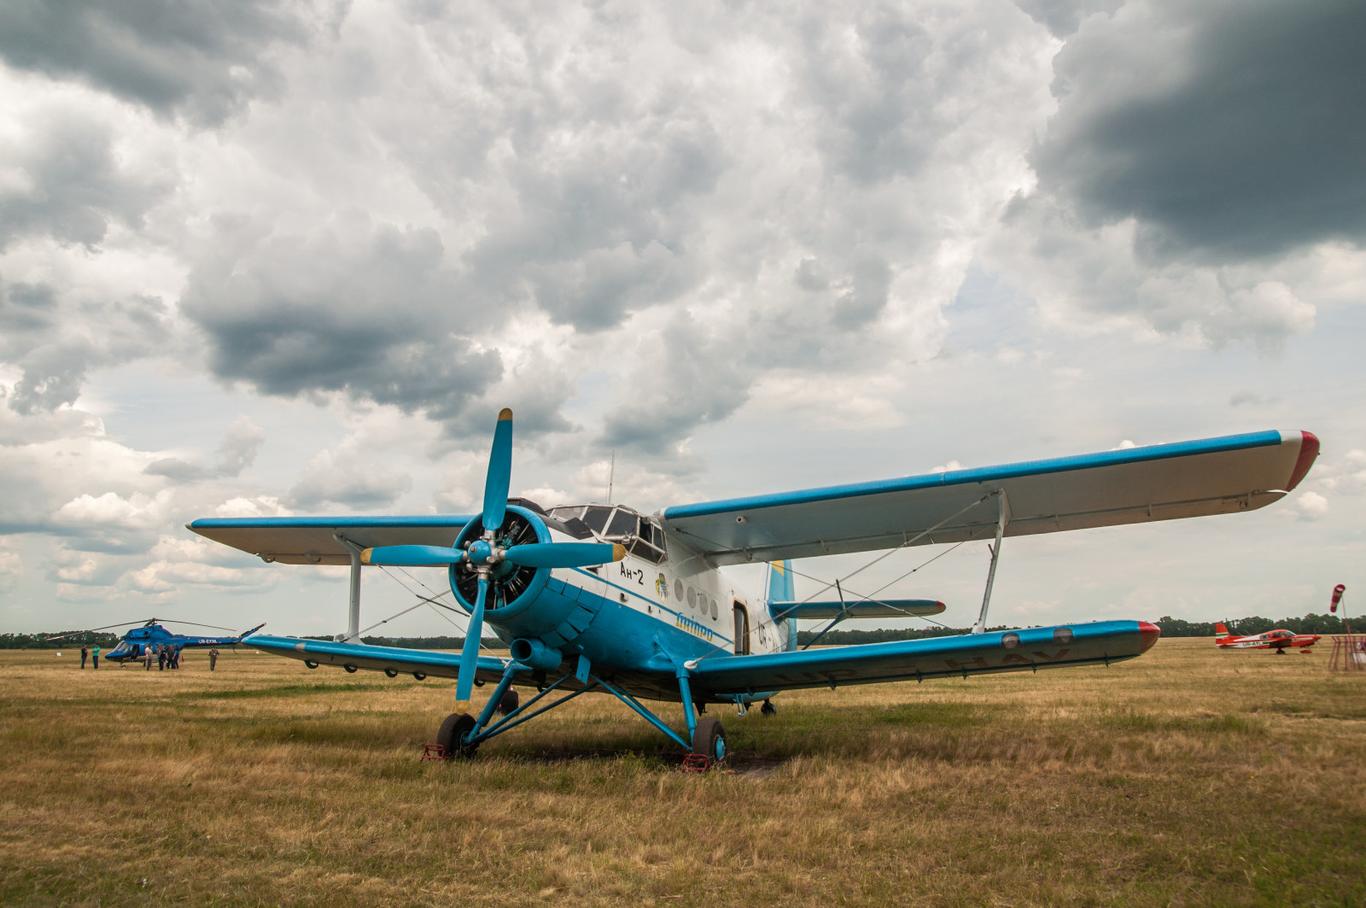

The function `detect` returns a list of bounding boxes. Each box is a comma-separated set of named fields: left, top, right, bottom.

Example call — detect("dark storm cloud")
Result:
left=1032, top=0, right=1366, bottom=261
left=181, top=218, right=501, bottom=426
left=0, top=108, right=171, bottom=250
left=0, top=0, right=325, bottom=124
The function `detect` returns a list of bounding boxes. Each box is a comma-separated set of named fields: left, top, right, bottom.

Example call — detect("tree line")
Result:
left=2, top=613, right=1357, bottom=650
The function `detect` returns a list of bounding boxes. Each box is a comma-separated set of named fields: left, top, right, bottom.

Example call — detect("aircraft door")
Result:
left=732, top=602, right=750, bottom=655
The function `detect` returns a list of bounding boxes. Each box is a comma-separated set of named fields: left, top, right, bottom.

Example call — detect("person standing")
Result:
left=208, top=648, right=219, bottom=672
left=143, top=645, right=153, bottom=671
left=91, top=644, right=100, bottom=670
left=80, top=644, right=89, bottom=669
left=157, top=645, right=166, bottom=671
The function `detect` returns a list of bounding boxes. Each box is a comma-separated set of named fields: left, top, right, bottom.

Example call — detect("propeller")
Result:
left=359, top=408, right=626, bottom=703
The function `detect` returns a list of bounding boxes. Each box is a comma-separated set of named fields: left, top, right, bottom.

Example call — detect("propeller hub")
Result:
left=467, top=539, right=495, bottom=565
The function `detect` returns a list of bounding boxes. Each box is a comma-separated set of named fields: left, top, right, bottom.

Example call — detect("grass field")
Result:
left=1, top=638, right=1362, bottom=906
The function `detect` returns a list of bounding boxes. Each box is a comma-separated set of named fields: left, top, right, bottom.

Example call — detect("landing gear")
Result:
left=435, top=713, right=479, bottom=760
left=691, top=716, right=727, bottom=763
left=760, top=699, right=777, bottom=717
left=498, top=689, right=520, bottom=716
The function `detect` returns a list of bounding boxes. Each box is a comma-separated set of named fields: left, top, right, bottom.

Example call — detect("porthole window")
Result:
left=1001, top=632, right=1020, bottom=649
left=1053, top=627, right=1074, bottom=644
left=675, top=579, right=684, bottom=601
left=710, top=599, right=718, bottom=620
left=687, top=587, right=696, bottom=609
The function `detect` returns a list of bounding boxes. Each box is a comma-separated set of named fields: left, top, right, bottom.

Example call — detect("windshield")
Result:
left=547, top=505, right=667, bottom=564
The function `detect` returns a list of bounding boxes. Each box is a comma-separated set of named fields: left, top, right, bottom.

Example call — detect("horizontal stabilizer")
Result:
left=770, top=599, right=946, bottom=620
left=689, top=620, right=1161, bottom=695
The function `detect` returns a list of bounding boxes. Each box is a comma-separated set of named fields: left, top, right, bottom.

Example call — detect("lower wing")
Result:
left=246, top=634, right=522, bottom=686
left=688, top=621, right=1160, bottom=695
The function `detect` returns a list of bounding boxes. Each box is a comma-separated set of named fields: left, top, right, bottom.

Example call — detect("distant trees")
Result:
left=1, top=614, right=1359, bottom=649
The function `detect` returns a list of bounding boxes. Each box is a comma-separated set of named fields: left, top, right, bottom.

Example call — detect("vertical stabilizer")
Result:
left=767, top=560, right=798, bottom=651
left=1215, top=622, right=1232, bottom=638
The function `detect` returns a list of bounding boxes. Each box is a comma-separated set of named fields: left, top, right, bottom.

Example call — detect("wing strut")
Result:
left=972, top=490, right=1011, bottom=634
left=335, top=533, right=364, bottom=642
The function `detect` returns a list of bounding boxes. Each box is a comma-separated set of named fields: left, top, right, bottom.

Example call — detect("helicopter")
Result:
left=49, top=618, right=266, bottom=663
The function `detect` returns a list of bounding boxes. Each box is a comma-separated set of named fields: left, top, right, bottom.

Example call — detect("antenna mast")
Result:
left=606, top=451, right=616, bottom=505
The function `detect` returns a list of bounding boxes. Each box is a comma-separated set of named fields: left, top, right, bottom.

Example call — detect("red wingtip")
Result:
left=1286, top=430, right=1319, bottom=491
left=1138, top=621, right=1161, bottom=653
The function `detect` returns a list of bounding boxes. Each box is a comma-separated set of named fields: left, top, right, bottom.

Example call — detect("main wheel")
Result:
left=498, top=689, right=520, bottom=716
left=435, top=713, right=479, bottom=760
left=760, top=699, right=777, bottom=717
left=691, top=716, right=727, bottom=763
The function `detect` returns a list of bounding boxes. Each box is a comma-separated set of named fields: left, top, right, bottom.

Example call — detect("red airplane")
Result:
left=1214, top=622, right=1321, bottom=654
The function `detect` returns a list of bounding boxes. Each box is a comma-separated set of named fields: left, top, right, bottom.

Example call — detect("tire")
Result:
left=413, top=672, right=426, bottom=681
left=304, top=660, right=318, bottom=669
left=436, top=713, right=479, bottom=760
left=498, top=689, right=520, bottom=716
left=691, top=716, right=727, bottom=763
left=384, top=669, right=398, bottom=678
left=343, top=664, right=358, bottom=673
left=760, top=699, right=776, bottom=717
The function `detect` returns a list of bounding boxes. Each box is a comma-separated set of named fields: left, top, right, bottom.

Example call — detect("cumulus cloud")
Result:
left=180, top=216, right=502, bottom=428
left=287, top=446, right=413, bottom=511
left=0, top=1, right=336, bottom=125
left=145, top=417, right=265, bottom=481
left=1293, top=490, right=1328, bottom=521
left=0, top=545, right=20, bottom=592
left=0, top=103, right=173, bottom=250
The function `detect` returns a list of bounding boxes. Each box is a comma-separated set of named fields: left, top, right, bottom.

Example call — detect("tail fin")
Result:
left=766, top=560, right=798, bottom=652
left=237, top=622, right=266, bottom=641
left=1214, top=622, right=1231, bottom=638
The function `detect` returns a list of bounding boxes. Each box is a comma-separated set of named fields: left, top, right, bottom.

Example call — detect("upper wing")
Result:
left=689, top=620, right=1159, bottom=695
left=187, top=515, right=472, bottom=565
left=661, top=430, right=1318, bottom=565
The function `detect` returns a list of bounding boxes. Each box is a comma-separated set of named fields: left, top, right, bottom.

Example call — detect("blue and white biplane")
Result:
left=190, top=410, right=1319, bottom=762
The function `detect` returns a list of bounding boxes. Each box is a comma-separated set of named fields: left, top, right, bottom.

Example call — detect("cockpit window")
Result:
left=547, top=504, right=667, bottom=564
left=605, top=509, right=638, bottom=538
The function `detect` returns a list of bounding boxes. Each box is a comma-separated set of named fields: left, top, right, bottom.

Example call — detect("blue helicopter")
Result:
left=50, top=618, right=266, bottom=663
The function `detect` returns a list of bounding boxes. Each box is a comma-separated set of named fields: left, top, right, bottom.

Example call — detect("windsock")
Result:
left=1330, top=583, right=1346, bottom=614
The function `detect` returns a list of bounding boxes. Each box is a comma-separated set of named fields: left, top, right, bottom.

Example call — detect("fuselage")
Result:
left=462, top=502, right=790, bottom=700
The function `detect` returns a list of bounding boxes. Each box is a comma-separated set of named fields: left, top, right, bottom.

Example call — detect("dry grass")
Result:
left=0, top=639, right=1362, bottom=907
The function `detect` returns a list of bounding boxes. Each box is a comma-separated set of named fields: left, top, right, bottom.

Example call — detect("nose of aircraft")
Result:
left=1138, top=621, right=1161, bottom=653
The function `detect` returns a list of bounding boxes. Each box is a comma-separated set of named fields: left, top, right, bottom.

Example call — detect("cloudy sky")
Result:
left=1, top=0, right=1362, bottom=638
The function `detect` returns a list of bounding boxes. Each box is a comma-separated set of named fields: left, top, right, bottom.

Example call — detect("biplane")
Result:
left=190, top=410, right=1318, bottom=762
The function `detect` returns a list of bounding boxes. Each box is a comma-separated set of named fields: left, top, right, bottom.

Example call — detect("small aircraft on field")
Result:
left=49, top=618, right=266, bottom=663
left=190, top=410, right=1318, bottom=762
left=1214, top=622, right=1321, bottom=654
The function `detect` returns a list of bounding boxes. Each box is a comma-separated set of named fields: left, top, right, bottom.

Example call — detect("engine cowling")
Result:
left=448, top=505, right=552, bottom=617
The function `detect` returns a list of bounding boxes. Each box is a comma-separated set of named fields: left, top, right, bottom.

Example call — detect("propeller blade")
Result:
left=503, top=542, right=626, bottom=569
left=455, top=575, right=489, bottom=703
left=360, top=545, right=466, bottom=567
left=481, top=408, right=514, bottom=532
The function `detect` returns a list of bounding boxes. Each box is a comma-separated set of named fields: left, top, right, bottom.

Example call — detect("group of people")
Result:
left=77, top=643, right=221, bottom=671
